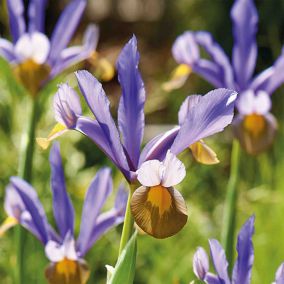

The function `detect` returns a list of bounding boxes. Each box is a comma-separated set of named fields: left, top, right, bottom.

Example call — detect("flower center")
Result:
left=56, top=259, right=77, bottom=277
left=13, top=59, right=50, bottom=96
left=243, top=114, right=265, bottom=137
left=45, top=259, right=90, bottom=284
left=147, top=185, right=172, bottom=215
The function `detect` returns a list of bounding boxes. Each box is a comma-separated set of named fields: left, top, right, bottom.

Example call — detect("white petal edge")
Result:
left=45, top=241, right=65, bottom=262
left=136, top=160, right=162, bottom=187
left=161, top=150, right=186, bottom=187
left=15, top=32, right=50, bottom=64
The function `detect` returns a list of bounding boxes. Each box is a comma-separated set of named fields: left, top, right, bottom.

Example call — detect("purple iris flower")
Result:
left=4, top=142, right=127, bottom=283
left=0, top=0, right=98, bottom=95
left=193, top=216, right=284, bottom=284
left=172, top=0, right=281, bottom=154
left=44, top=35, right=237, bottom=182
left=40, top=35, right=237, bottom=238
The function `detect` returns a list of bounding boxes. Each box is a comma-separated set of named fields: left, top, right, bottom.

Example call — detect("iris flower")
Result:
left=2, top=142, right=127, bottom=284
left=0, top=0, right=101, bottom=96
left=170, top=0, right=283, bottom=155
left=39, top=35, right=237, bottom=238
left=192, top=216, right=284, bottom=284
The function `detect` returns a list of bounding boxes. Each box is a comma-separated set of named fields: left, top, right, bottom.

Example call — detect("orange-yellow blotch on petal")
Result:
left=190, top=140, right=219, bottom=165
left=13, top=59, right=50, bottom=96
left=233, top=113, right=277, bottom=155
left=130, top=185, right=188, bottom=239
left=45, top=259, right=90, bottom=284
left=163, top=64, right=191, bottom=92
left=243, top=114, right=265, bottom=137
left=0, top=217, right=18, bottom=237
left=36, top=123, right=67, bottom=150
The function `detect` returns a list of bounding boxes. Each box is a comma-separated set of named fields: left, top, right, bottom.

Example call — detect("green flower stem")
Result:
left=118, top=184, right=136, bottom=255
left=221, top=139, right=240, bottom=272
left=18, top=97, right=39, bottom=181
left=15, top=97, right=39, bottom=284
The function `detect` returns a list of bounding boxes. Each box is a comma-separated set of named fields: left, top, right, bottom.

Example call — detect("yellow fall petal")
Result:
left=190, top=140, right=220, bottom=165
left=0, top=217, right=18, bottom=237
left=162, top=64, right=191, bottom=92
left=45, top=259, right=90, bottom=284
left=243, top=114, right=266, bottom=137
left=233, top=114, right=277, bottom=155
left=36, top=123, right=67, bottom=150
left=13, top=59, right=50, bottom=97
left=131, top=185, right=188, bottom=239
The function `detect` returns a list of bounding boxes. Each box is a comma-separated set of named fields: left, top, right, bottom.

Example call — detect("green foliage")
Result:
left=108, top=231, right=137, bottom=284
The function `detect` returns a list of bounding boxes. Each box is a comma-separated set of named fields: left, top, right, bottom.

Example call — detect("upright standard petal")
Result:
left=193, top=247, right=209, bottom=280
left=48, top=0, right=87, bottom=65
left=172, top=32, right=224, bottom=88
left=136, top=160, right=162, bottom=187
left=75, top=70, right=129, bottom=174
left=236, top=90, right=271, bottom=115
left=161, top=151, right=186, bottom=187
left=49, top=143, right=74, bottom=238
left=209, top=239, right=230, bottom=284
left=117, top=36, right=146, bottom=168
left=15, top=32, right=50, bottom=64
left=170, top=89, right=237, bottom=155
left=194, top=31, right=235, bottom=89
left=231, top=0, right=258, bottom=89
left=10, top=177, right=49, bottom=244
left=28, top=0, right=47, bottom=33
left=7, top=0, right=26, bottom=42
left=50, top=25, right=99, bottom=78
left=232, top=215, right=255, bottom=284
left=76, top=168, right=113, bottom=256
left=53, top=83, right=82, bottom=128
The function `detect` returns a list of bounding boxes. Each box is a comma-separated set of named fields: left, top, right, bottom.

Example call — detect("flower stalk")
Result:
left=221, top=139, right=240, bottom=272
left=15, top=97, right=39, bottom=284
left=118, top=184, right=135, bottom=255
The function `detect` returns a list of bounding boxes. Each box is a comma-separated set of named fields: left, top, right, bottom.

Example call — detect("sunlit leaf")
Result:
left=107, top=231, right=137, bottom=284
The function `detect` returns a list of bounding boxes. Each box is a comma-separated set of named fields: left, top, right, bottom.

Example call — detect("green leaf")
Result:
left=108, top=231, right=137, bottom=284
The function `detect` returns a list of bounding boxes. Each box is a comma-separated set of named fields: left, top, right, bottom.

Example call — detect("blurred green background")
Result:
left=1, top=0, right=284, bottom=283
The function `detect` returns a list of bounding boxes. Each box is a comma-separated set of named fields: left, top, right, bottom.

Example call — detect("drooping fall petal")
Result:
left=130, top=185, right=187, bottom=239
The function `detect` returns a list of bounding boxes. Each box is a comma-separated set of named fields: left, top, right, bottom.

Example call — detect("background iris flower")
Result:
left=192, top=215, right=284, bottom=284
left=2, top=142, right=127, bottom=284
left=170, top=0, right=284, bottom=154
left=38, top=36, right=237, bottom=238
left=0, top=0, right=98, bottom=95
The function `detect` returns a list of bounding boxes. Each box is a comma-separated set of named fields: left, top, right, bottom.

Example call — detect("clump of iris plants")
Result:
left=1, top=0, right=284, bottom=283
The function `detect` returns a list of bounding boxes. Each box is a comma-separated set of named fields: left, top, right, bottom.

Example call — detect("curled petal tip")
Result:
left=190, top=140, right=220, bottom=165
left=162, top=64, right=191, bottom=92
left=36, top=123, right=67, bottom=150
